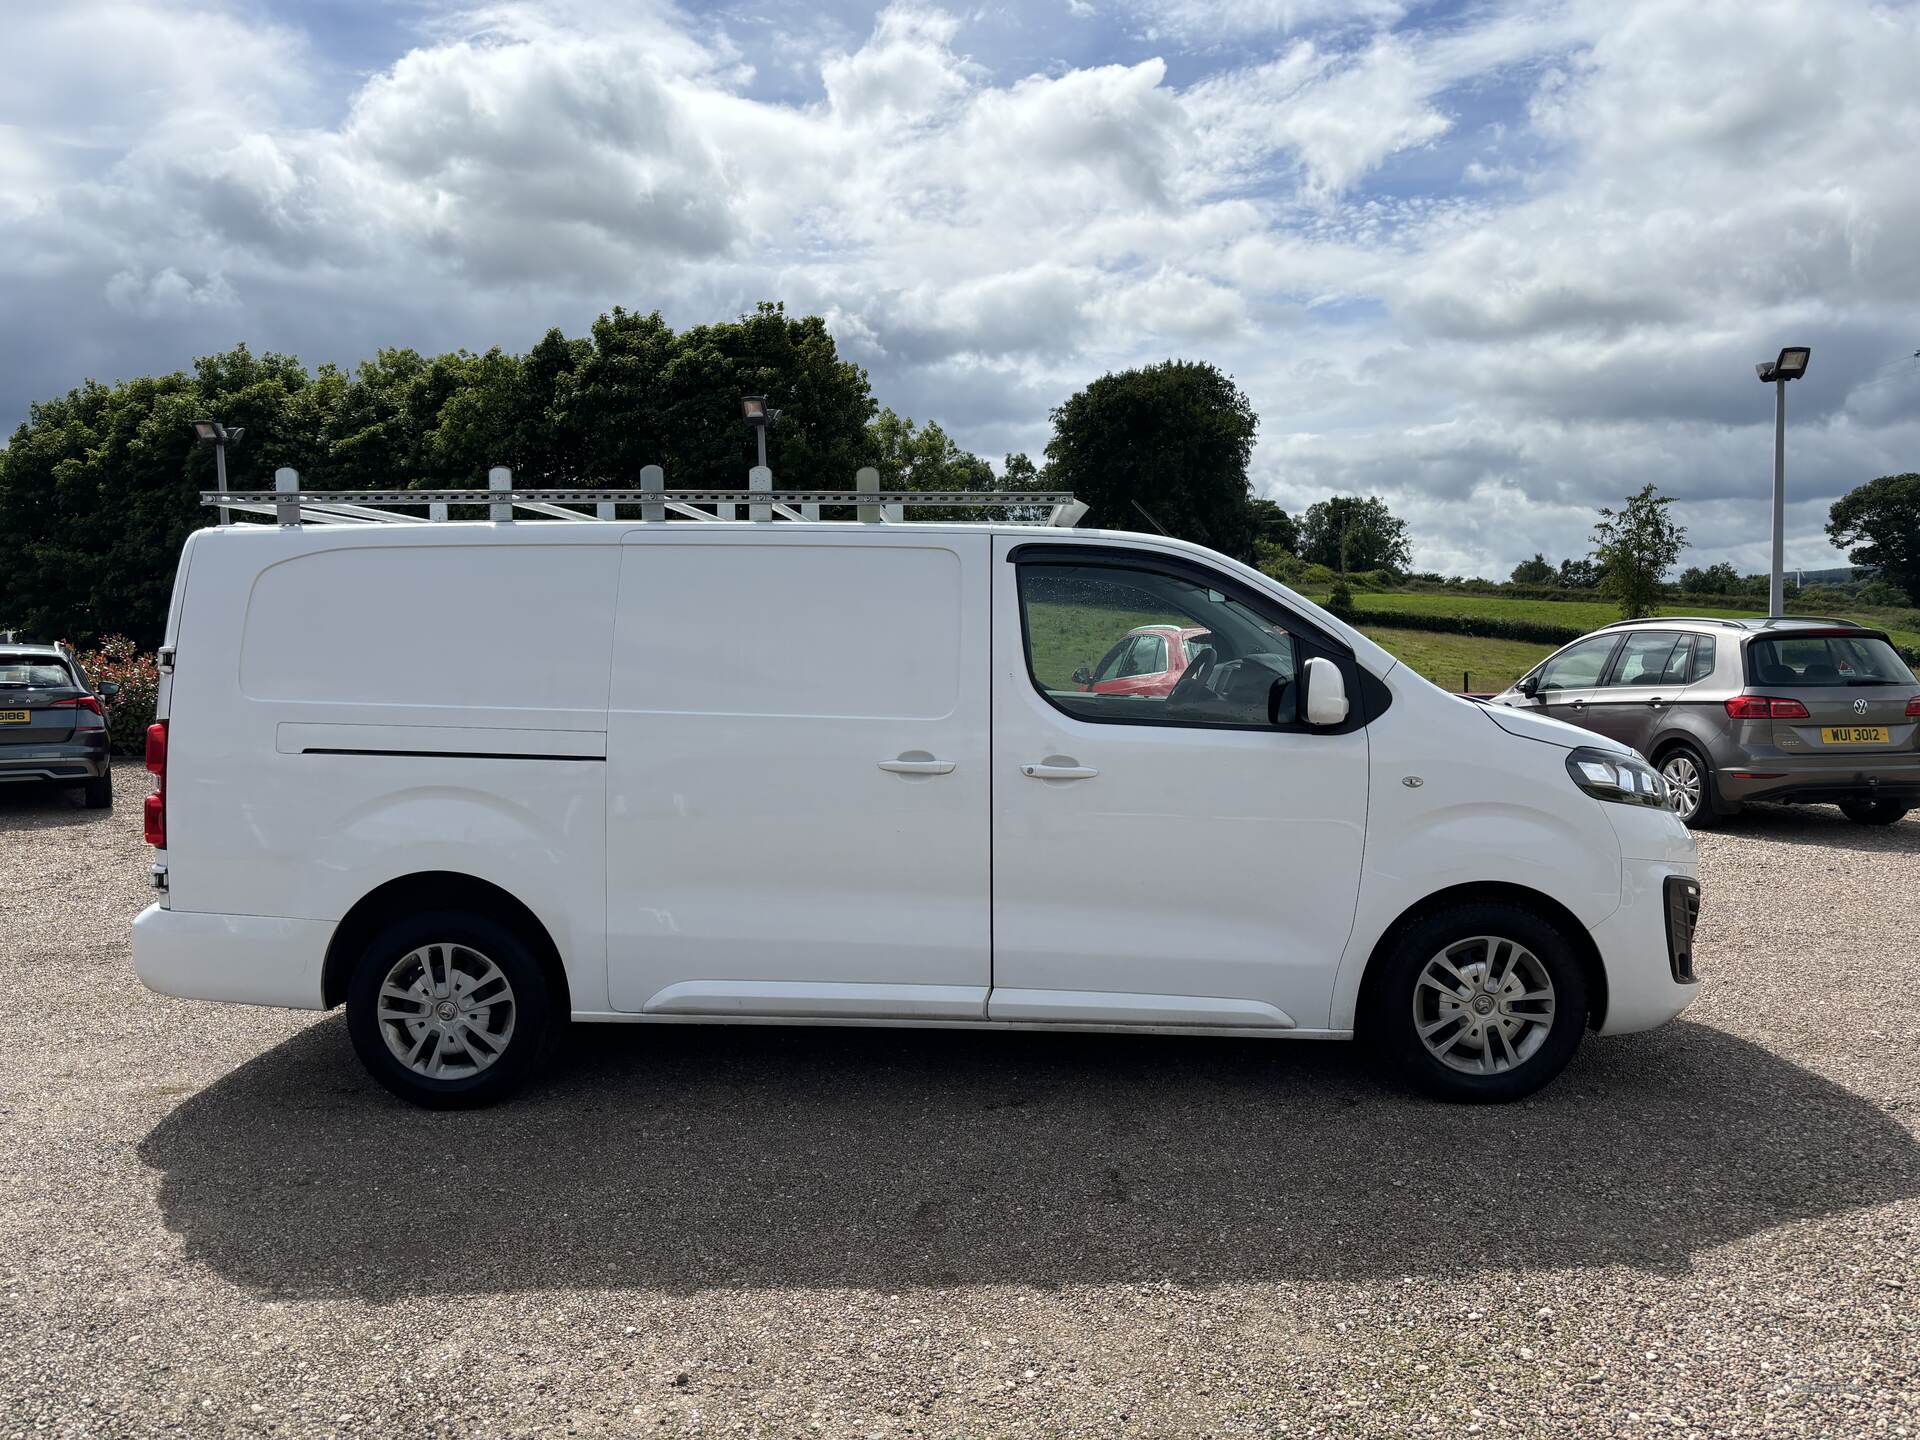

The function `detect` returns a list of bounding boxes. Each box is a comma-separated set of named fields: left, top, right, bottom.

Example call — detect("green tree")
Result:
left=1677, top=560, right=1740, bottom=595
left=1298, top=496, right=1412, bottom=575
left=1556, top=556, right=1600, bottom=589
left=1247, top=497, right=1299, bottom=555
left=1826, top=473, right=1920, bottom=605
left=1042, top=360, right=1258, bottom=557
left=1509, top=553, right=1554, bottom=585
left=868, top=408, right=996, bottom=490
left=1591, top=484, right=1687, bottom=619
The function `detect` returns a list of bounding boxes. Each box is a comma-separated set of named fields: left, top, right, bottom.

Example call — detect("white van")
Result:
left=133, top=508, right=1701, bottom=1107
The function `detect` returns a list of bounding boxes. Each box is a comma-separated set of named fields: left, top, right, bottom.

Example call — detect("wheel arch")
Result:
left=321, top=870, right=572, bottom=1014
left=1352, top=881, right=1609, bottom=1035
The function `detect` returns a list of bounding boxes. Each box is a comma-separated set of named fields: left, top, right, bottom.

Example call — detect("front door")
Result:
left=1533, top=633, right=1622, bottom=734
left=989, top=539, right=1371, bottom=1032
left=604, top=532, right=992, bottom=1017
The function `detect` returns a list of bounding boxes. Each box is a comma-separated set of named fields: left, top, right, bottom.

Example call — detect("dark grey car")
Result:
left=1491, top=617, right=1920, bottom=829
left=0, top=644, right=115, bottom=807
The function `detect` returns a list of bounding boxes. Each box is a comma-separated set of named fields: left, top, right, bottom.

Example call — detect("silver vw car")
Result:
left=1491, top=617, right=1920, bottom=828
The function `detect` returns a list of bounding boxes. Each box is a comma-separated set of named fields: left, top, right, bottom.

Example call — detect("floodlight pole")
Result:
left=213, top=437, right=230, bottom=527
left=1769, top=374, right=1786, bottom=618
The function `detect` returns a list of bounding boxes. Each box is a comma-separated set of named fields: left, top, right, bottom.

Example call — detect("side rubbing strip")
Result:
left=301, top=748, right=605, bottom=763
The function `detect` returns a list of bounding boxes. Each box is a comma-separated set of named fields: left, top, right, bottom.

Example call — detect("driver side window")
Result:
left=1018, top=561, right=1299, bottom=728
left=1538, top=636, right=1619, bottom=692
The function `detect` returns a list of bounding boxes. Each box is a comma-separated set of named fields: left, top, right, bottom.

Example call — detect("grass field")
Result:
left=1302, top=589, right=1920, bottom=652
left=1351, top=626, right=1549, bottom=693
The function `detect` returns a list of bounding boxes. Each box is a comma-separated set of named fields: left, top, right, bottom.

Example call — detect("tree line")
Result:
left=2, top=297, right=1915, bottom=647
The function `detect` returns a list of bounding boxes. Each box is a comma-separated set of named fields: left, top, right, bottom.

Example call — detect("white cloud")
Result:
left=4, top=0, right=1919, bottom=578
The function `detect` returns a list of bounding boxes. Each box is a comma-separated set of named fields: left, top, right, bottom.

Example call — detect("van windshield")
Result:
left=1746, top=635, right=1915, bottom=687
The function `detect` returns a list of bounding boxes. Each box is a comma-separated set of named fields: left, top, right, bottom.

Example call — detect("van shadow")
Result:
left=140, top=1019, right=1920, bottom=1301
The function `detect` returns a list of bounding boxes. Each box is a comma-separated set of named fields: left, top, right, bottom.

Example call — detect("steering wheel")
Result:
left=1167, top=653, right=1216, bottom=706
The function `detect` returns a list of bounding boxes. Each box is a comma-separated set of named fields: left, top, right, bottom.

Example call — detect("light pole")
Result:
left=1752, top=346, right=1810, bottom=616
left=191, top=420, right=245, bottom=525
left=740, top=395, right=775, bottom=473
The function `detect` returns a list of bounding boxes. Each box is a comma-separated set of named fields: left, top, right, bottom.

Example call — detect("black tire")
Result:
left=1368, top=902, right=1589, bottom=1103
left=346, top=909, right=556, bottom=1109
left=80, top=774, right=112, bottom=809
left=1839, top=798, right=1911, bottom=826
left=1654, top=743, right=1720, bottom=829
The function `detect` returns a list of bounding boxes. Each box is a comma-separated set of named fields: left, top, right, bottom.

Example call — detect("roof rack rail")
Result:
left=1594, top=615, right=1749, bottom=631
left=202, top=465, right=1089, bottom=529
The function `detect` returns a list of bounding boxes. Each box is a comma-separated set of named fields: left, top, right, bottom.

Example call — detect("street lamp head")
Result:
left=740, top=395, right=768, bottom=424
left=191, top=420, right=226, bottom=443
left=1773, top=346, right=1811, bottom=381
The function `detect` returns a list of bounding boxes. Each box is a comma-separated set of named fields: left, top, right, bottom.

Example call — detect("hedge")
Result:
left=1343, top=607, right=1588, bottom=647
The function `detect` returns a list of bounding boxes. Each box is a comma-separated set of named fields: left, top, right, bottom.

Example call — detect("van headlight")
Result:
left=1566, top=746, right=1668, bottom=807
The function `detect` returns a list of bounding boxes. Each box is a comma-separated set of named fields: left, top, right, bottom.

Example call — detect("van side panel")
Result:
left=161, top=528, right=618, bottom=1012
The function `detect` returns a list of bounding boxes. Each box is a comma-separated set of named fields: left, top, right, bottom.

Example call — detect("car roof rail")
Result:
left=201, top=465, right=1089, bottom=529
left=1593, top=615, right=1749, bottom=631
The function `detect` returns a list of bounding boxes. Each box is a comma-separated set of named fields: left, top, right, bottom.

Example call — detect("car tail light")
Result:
left=1907, top=696, right=1920, bottom=718
left=144, top=721, right=168, bottom=848
left=51, top=695, right=105, bottom=717
left=1725, top=696, right=1810, bottom=720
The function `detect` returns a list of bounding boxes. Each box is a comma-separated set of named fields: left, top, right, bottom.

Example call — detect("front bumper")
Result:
left=1716, top=753, right=1920, bottom=808
left=132, top=904, right=332, bottom=1010
left=1588, top=856, right=1702, bottom=1034
left=0, top=736, right=110, bottom=784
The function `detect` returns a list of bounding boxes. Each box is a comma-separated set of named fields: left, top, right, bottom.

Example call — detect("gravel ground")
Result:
left=2, top=758, right=1917, bottom=1438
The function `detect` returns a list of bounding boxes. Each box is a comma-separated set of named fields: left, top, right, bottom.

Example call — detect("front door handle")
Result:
left=1646, top=697, right=1667, bottom=709
left=1022, top=762, right=1099, bottom=780
left=878, top=757, right=955, bottom=775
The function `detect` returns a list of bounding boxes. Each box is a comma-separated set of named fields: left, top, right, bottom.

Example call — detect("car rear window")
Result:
left=1746, top=635, right=1915, bottom=687
left=0, top=656, right=76, bottom=688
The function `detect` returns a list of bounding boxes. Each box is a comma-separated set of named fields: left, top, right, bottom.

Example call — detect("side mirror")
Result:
left=1071, top=665, right=1092, bottom=689
left=1517, top=674, right=1540, bottom=698
left=1302, top=656, right=1349, bottom=726
left=100, top=681, right=119, bottom=702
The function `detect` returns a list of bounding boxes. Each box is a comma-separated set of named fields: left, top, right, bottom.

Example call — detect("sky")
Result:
left=2, top=0, right=1918, bottom=577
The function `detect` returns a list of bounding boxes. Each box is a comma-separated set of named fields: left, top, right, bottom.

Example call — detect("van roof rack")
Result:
left=202, top=465, right=1089, bottom=529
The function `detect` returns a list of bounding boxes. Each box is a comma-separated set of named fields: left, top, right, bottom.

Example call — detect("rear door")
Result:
left=604, top=530, right=993, bottom=1018
left=1585, top=630, right=1688, bottom=754
left=989, top=539, right=1370, bottom=1032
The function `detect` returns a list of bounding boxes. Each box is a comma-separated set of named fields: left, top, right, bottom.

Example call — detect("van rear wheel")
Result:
left=1370, top=902, right=1588, bottom=1102
left=345, top=910, right=554, bottom=1109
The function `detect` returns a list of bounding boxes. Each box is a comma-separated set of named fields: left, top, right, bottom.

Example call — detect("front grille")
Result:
left=1665, top=876, right=1702, bottom=983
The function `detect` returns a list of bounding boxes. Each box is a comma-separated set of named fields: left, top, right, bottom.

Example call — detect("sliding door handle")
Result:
left=878, top=757, right=955, bottom=775
left=1022, top=762, right=1098, bottom=781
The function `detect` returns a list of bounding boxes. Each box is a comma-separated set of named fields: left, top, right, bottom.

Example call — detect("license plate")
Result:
left=1821, top=726, right=1889, bottom=745
left=0, top=710, right=27, bottom=724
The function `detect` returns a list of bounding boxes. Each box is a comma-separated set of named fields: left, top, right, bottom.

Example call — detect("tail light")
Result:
left=1907, top=696, right=1920, bottom=718
left=144, top=721, right=168, bottom=848
left=1725, top=696, right=1810, bottom=720
left=51, top=695, right=105, bottom=717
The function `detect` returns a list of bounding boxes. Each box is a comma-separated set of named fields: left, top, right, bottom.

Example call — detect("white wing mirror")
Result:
left=1303, top=656, right=1349, bottom=726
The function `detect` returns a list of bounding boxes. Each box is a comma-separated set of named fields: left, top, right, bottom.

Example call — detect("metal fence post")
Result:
left=856, top=466, right=881, bottom=523
left=274, top=468, right=300, bottom=527
left=641, top=465, right=664, bottom=524
left=748, top=464, right=772, bottom=522
left=489, top=466, right=513, bottom=522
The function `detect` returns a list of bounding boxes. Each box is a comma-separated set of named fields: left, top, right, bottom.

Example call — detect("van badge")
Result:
left=1402, top=776, right=1424, bottom=788
left=1854, top=698, right=1869, bottom=716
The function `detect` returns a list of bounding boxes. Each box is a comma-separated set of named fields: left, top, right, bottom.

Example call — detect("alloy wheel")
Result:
left=1660, top=752, right=1702, bottom=821
left=1411, top=936, right=1557, bottom=1075
left=376, top=942, right=517, bottom=1079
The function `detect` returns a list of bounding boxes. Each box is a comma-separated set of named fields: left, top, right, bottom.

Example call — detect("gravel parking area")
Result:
left=2, top=759, right=1917, bottom=1438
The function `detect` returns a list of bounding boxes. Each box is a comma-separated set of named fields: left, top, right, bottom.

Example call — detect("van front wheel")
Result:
left=1370, top=903, right=1588, bottom=1102
left=345, top=911, right=554, bottom=1109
